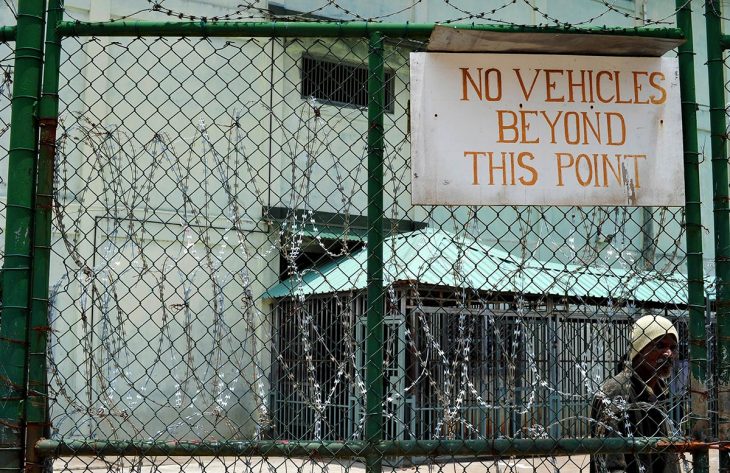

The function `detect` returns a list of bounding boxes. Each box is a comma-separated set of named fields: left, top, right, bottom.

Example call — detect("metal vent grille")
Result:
left=301, top=55, right=395, bottom=112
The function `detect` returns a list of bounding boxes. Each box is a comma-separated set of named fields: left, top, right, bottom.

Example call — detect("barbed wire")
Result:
left=706, top=0, right=730, bottom=21
left=50, top=0, right=698, bottom=28
left=0, top=2, right=711, bottom=471
left=45, top=33, right=694, bottom=446
left=1, top=0, right=16, bottom=20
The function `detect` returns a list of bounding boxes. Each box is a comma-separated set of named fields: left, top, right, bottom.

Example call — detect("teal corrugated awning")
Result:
left=292, top=226, right=368, bottom=242
left=265, top=206, right=426, bottom=244
left=265, top=228, right=708, bottom=305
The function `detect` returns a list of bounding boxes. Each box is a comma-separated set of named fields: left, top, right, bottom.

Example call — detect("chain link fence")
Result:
left=0, top=29, right=12, bottom=263
left=0, top=0, right=723, bottom=472
left=44, top=32, right=697, bottom=473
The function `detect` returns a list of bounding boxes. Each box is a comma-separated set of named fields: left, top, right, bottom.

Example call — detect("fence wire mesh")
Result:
left=0, top=0, right=722, bottom=472
left=0, top=37, right=11, bottom=261
left=37, top=25, right=703, bottom=472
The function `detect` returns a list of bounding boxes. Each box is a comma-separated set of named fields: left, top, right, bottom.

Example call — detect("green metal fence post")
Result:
left=26, top=0, right=62, bottom=470
left=706, top=2, right=730, bottom=471
left=677, top=1, right=709, bottom=472
left=365, top=30, right=385, bottom=473
left=0, top=0, right=47, bottom=471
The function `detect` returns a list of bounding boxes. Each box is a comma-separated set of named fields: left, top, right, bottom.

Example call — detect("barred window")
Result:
left=301, top=55, right=395, bottom=113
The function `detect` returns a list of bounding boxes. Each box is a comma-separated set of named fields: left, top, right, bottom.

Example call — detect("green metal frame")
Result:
left=33, top=437, right=696, bottom=458
left=25, top=0, right=63, bottom=471
left=365, top=31, right=385, bottom=473
left=0, top=25, right=16, bottom=42
left=54, top=20, right=684, bottom=39
left=0, top=0, right=46, bottom=471
left=707, top=2, right=730, bottom=471
left=0, top=6, right=713, bottom=471
left=676, top=1, right=709, bottom=473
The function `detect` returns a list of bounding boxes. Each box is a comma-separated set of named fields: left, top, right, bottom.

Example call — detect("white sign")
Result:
left=410, top=53, right=684, bottom=206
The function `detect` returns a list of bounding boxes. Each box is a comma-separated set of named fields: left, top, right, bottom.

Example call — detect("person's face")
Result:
left=634, top=334, right=678, bottom=380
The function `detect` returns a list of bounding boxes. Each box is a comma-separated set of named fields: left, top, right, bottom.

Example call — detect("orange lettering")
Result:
left=517, top=152, right=538, bottom=186
left=540, top=110, right=562, bottom=143
left=484, top=68, right=502, bottom=101
left=625, top=154, right=647, bottom=188
left=632, top=71, right=650, bottom=104
left=520, top=110, right=539, bottom=144
left=581, top=112, right=601, bottom=145
left=575, top=153, right=593, bottom=187
left=460, top=67, right=482, bottom=101
left=592, top=153, right=601, bottom=187
left=606, top=112, right=626, bottom=146
left=509, top=152, right=516, bottom=185
left=602, top=154, right=622, bottom=187
left=544, top=69, right=565, bottom=102
left=497, top=110, right=519, bottom=143
left=649, top=72, right=667, bottom=104
left=555, top=153, right=574, bottom=186
left=464, top=150, right=487, bottom=185
left=563, top=111, right=581, bottom=145
left=514, top=68, right=541, bottom=101
left=489, top=152, right=507, bottom=185
left=596, top=70, right=615, bottom=103
left=614, top=71, right=632, bottom=104
left=567, top=70, right=587, bottom=103
left=587, top=70, right=595, bottom=103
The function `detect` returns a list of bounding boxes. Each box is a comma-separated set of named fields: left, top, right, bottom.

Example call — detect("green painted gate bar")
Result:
left=25, top=0, right=63, bottom=470
left=676, top=1, right=709, bottom=473
left=365, top=30, right=385, bottom=473
left=0, top=0, right=46, bottom=471
left=0, top=25, right=16, bottom=42
left=33, top=437, right=699, bottom=458
left=706, top=3, right=730, bottom=473
left=53, top=20, right=684, bottom=39
left=0, top=10, right=708, bottom=470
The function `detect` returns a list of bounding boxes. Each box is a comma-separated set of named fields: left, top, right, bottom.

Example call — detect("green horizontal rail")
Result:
left=55, top=20, right=684, bottom=39
left=720, top=34, right=730, bottom=50
left=0, top=25, right=16, bottom=42
left=36, top=438, right=701, bottom=458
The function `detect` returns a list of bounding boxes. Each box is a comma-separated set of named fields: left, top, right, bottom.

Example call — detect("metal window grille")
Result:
left=301, top=55, right=395, bottom=112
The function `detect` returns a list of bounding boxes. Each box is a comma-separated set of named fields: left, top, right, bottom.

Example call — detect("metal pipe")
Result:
left=33, top=438, right=702, bottom=459
left=706, top=3, right=730, bottom=472
left=54, top=20, right=685, bottom=39
left=0, top=25, right=16, bottom=42
left=365, top=31, right=385, bottom=473
left=26, top=0, right=63, bottom=471
left=721, top=34, right=730, bottom=51
left=677, top=1, right=709, bottom=471
left=0, top=0, right=47, bottom=471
